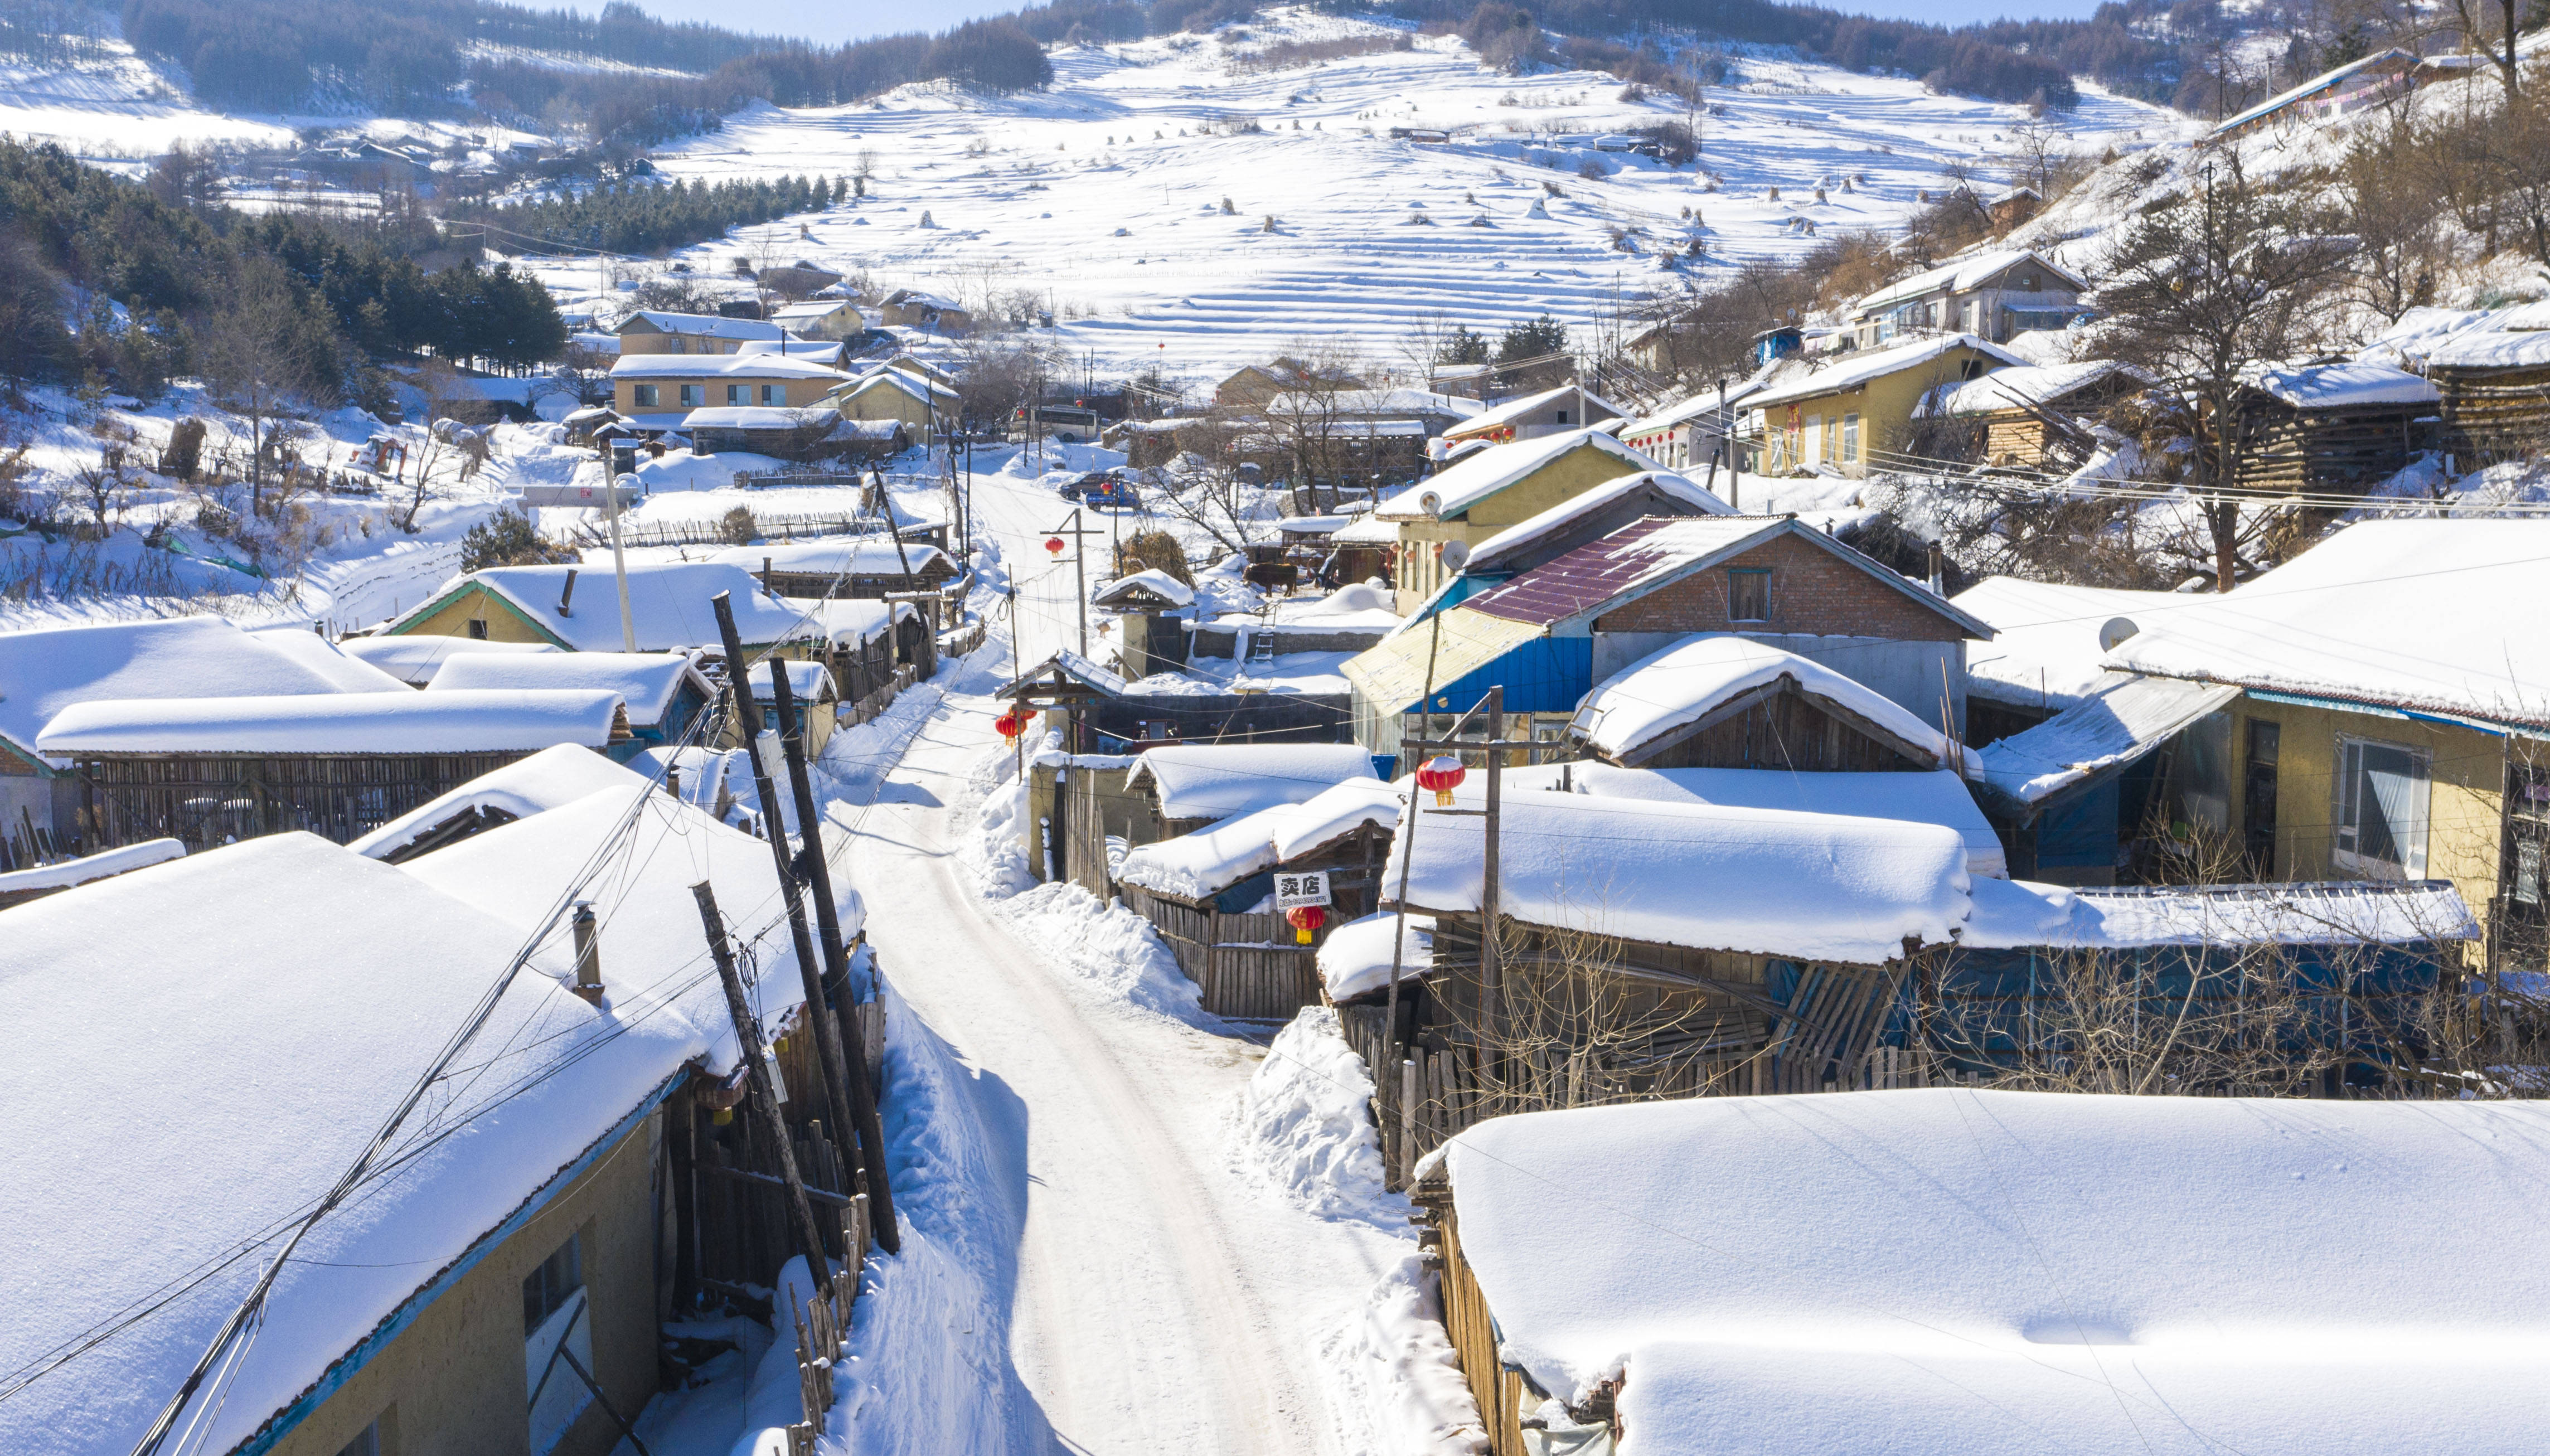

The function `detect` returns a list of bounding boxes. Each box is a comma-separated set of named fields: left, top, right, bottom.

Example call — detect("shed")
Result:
left=38, top=689, right=631, bottom=851
left=426, top=651, right=714, bottom=756
left=792, top=597, right=929, bottom=713
left=1922, top=359, right=2149, bottom=467
left=710, top=538, right=961, bottom=600
left=1438, top=384, right=1627, bottom=448
left=2227, top=361, right=2437, bottom=493
left=339, top=634, right=560, bottom=688
left=1123, top=742, right=1381, bottom=836
left=681, top=405, right=855, bottom=461
left=1950, top=576, right=2186, bottom=744
left=1090, top=569, right=1196, bottom=613
left=1567, top=635, right=1962, bottom=773
left=379, top=562, right=817, bottom=657
left=2423, top=323, right=2550, bottom=456
left=726, top=657, right=843, bottom=756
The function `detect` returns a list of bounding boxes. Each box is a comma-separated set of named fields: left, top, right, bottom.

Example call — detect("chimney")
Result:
left=1926, top=541, right=1945, bottom=596
left=570, top=901, right=603, bottom=1003
left=557, top=568, right=578, bottom=617
left=762, top=556, right=773, bottom=594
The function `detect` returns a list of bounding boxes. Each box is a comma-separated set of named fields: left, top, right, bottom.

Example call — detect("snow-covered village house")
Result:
left=1345, top=515, right=1994, bottom=774
left=768, top=297, right=865, bottom=341
left=1366, top=428, right=1680, bottom=613
left=2221, top=361, right=2439, bottom=494
left=610, top=352, right=847, bottom=428
left=379, top=561, right=817, bottom=657
left=610, top=308, right=786, bottom=356
left=876, top=287, right=972, bottom=333
left=1011, top=736, right=1378, bottom=899
left=711, top=538, right=963, bottom=601
left=825, top=363, right=959, bottom=438
left=424, top=650, right=717, bottom=760
left=1566, top=636, right=1969, bottom=774
left=1436, top=382, right=1628, bottom=449
left=1743, top=334, right=2026, bottom=478
left=1617, top=380, right=1763, bottom=470
left=1213, top=357, right=1369, bottom=409
left=1115, top=776, right=1402, bottom=1018
left=1844, top=247, right=2089, bottom=347
left=1918, top=360, right=2150, bottom=469
left=0, top=752, right=873, bottom=1456
left=1411, top=1091, right=2550, bottom=1455
left=0, top=618, right=411, bottom=861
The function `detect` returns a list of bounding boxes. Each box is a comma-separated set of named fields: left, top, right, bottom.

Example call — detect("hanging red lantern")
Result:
left=1414, top=754, right=1467, bottom=808
left=1045, top=536, right=1065, bottom=554
left=995, top=708, right=1024, bottom=741
left=1286, top=904, right=1326, bottom=944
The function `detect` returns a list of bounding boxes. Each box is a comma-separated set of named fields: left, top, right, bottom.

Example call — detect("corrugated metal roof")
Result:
left=1464, top=517, right=1780, bottom=626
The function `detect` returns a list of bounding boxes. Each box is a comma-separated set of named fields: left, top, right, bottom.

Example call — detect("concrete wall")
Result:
left=1592, top=631, right=1966, bottom=733
left=264, top=1112, right=662, bottom=1456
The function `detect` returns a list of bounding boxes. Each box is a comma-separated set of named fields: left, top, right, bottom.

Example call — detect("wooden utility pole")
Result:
left=710, top=592, right=855, bottom=1215
left=1380, top=611, right=1445, bottom=1079
left=767, top=659, right=900, bottom=1253
left=1046, top=507, right=1101, bottom=656
left=691, top=879, right=831, bottom=1283
left=1481, top=685, right=1505, bottom=1050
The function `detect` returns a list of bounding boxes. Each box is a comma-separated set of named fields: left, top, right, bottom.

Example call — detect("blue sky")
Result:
left=597, top=0, right=2108, bottom=48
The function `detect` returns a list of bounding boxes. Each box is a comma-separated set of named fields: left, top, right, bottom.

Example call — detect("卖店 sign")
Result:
left=1274, top=871, right=1331, bottom=910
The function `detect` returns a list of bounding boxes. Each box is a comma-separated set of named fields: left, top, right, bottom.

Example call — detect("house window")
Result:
left=727, top=384, right=746, bottom=404
left=1841, top=412, right=1860, bottom=463
left=467, top=618, right=488, bottom=640
left=1727, top=567, right=1771, bottom=622
left=2335, top=736, right=2431, bottom=877
left=1556, top=410, right=1569, bottom=425
left=632, top=384, right=658, bottom=407
left=334, top=1423, right=379, bottom=1456
left=524, top=1234, right=589, bottom=1453
left=678, top=385, right=704, bottom=407
left=762, top=385, right=783, bottom=406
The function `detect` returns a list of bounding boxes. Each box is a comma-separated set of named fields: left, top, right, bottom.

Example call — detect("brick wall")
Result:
left=1592, top=533, right=1963, bottom=641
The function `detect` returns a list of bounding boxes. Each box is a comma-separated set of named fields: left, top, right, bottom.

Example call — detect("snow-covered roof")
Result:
left=1386, top=784, right=1971, bottom=963
left=1573, top=635, right=1958, bottom=769
left=387, top=562, right=815, bottom=653
left=350, top=744, right=655, bottom=860
left=2354, top=306, right=2496, bottom=370
left=708, top=538, right=956, bottom=577
left=1270, top=776, right=1403, bottom=859
left=1976, top=673, right=2243, bottom=808
left=0, top=618, right=385, bottom=768
left=1092, top=569, right=1197, bottom=608
left=243, top=628, right=415, bottom=692
left=610, top=351, right=846, bottom=380
left=0, top=794, right=801, bottom=1455
left=1463, top=469, right=1733, bottom=575
left=741, top=657, right=836, bottom=704
left=2247, top=360, right=2438, bottom=409
left=615, top=309, right=783, bottom=341
left=1953, top=576, right=2185, bottom=710
left=1851, top=249, right=2086, bottom=317
left=36, top=690, right=626, bottom=756
left=2104, top=520, right=2550, bottom=730
left=338, top=634, right=559, bottom=687
left=1117, top=798, right=1297, bottom=898
left=1263, top=387, right=1485, bottom=419
left=1330, top=512, right=1403, bottom=544
left=1962, top=875, right=2478, bottom=950
left=1317, top=910, right=1433, bottom=1001
left=1925, top=360, right=2143, bottom=417
left=1124, top=743, right=1380, bottom=822
left=1373, top=429, right=1665, bottom=522
left=735, top=339, right=848, bottom=366
left=1442, top=1089, right=2550, bottom=1450
left=1444, top=384, right=1629, bottom=440
left=836, top=366, right=958, bottom=405
left=1546, top=763, right=2004, bottom=878
left=2209, top=46, right=2417, bottom=135
left=0, top=838, right=183, bottom=897
left=770, top=299, right=857, bottom=322
left=679, top=405, right=835, bottom=429
left=789, top=597, right=910, bottom=647
left=1619, top=381, right=1762, bottom=437
left=1746, top=334, right=2029, bottom=413
left=425, top=651, right=708, bottom=728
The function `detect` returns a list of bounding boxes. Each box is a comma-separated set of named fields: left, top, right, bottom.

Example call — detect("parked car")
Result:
left=1083, top=473, right=1142, bottom=509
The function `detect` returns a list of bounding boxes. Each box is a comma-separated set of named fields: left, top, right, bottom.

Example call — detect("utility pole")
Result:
left=1046, top=507, right=1101, bottom=657
left=1481, top=684, right=1504, bottom=1051
left=691, top=880, right=831, bottom=1283
left=767, top=661, right=899, bottom=1252
left=710, top=592, right=856, bottom=1207
left=607, top=472, right=639, bottom=652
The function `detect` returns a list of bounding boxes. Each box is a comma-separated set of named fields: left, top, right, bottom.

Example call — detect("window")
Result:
left=1555, top=409, right=1569, bottom=424
left=1841, top=412, right=1860, bottom=463
left=762, top=384, right=783, bottom=406
left=678, top=384, right=704, bottom=407
left=523, top=1236, right=581, bottom=1333
left=1727, top=567, right=1771, bottom=622
left=726, top=383, right=746, bottom=405
left=632, top=384, right=658, bottom=407
left=335, top=1423, right=379, bottom=1456
left=466, top=618, right=487, bottom=640
left=523, top=1234, right=589, bottom=1453
left=2335, top=736, right=2431, bottom=877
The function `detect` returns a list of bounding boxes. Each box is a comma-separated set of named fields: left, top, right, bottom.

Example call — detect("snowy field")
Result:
left=512, top=9, right=2190, bottom=384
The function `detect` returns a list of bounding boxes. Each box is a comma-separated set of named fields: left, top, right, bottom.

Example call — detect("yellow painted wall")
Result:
left=832, top=382, right=934, bottom=429
left=614, top=320, right=743, bottom=356
left=1757, top=344, right=2005, bottom=477
left=2230, top=696, right=2505, bottom=934
left=264, top=1112, right=662, bottom=1456
left=391, top=585, right=564, bottom=647
left=1388, top=443, right=1636, bottom=611
left=615, top=373, right=836, bottom=415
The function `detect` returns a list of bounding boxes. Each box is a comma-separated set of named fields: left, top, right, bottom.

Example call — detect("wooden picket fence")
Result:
left=1121, top=884, right=1325, bottom=1021
left=783, top=1195, right=877, bottom=1456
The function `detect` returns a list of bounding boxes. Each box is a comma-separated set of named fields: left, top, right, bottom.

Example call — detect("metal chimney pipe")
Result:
left=570, top=901, right=603, bottom=1002
left=557, top=569, right=579, bottom=617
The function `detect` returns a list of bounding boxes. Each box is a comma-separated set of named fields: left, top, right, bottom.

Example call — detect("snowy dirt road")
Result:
left=825, top=458, right=1408, bottom=1452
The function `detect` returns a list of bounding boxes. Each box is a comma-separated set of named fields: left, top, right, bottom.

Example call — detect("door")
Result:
left=2243, top=719, right=2279, bottom=877
left=2502, top=761, right=2550, bottom=971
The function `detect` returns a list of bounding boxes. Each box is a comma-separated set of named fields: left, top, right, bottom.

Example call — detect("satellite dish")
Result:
left=1418, top=491, right=1442, bottom=516
left=1438, top=539, right=1472, bottom=571
left=2097, top=617, right=2140, bottom=651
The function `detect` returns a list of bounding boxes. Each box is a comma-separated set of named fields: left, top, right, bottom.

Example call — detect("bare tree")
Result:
left=2095, top=155, right=2355, bottom=591
left=196, top=256, right=338, bottom=516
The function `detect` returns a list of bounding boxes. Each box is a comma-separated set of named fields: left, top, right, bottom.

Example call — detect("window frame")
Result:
left=762, top=384, right=783, bottom=406
left=1726, top=566, right=1772, bottom=623
left=1841, top=412, right=1860, bottom=463
left=632, top=384, right=657, bottom=407
left=2333, top=734, right=2432, bottom=879
left=726, top=383, right=746, bottom=405
left=678, top=384, right=704, bottom=407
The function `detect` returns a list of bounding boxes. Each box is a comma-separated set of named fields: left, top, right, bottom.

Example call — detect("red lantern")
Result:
left=1286, top=904, right=1326, bottom=944
left=995, top=708, right=1024, bottom=741
left=1045, top=537, right=1065, bottom=555
left=1415, top=754, right=1467, bottom=808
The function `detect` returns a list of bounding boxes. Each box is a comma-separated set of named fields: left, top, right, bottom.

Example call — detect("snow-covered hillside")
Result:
left=520, top=9, right=2190, bottom=382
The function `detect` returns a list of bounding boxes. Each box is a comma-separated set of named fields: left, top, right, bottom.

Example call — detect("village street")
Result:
left=827, top=459, right=1404, bottom=1453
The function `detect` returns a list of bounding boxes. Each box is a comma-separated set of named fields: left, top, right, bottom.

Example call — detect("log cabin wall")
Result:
left=1620, top=685, right=1933, bottom=772
left=75, top=750, right=534, bottom=852
left=2435, top=367, right=2550, bottom=460
left=2231, top=399, right=2428, bottom=493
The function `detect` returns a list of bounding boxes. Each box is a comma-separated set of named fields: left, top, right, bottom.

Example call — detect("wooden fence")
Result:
left=571, top=510, right=919, bottom=552
left=1121, top=882, right=1326, bottom=1021
left=71, top=750, right=531, bottom=852
left=782, top=1195, right=876, bottom=1456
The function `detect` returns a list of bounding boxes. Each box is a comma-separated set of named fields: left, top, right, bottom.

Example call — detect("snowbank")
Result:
left=1552, top=764, right=2005, bottom=879
left=985, top=880, right=1206, bottom=1022
left=426, top=649, right=707, bottom=727
left=1239, top=1007, right=1400, bottom=1225
left=1316, top=910, right=1434, bottom=1001
left=1447, top=1090, right=2550, bottom=1454
left=1961, top=875, right=2478, bottom=949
